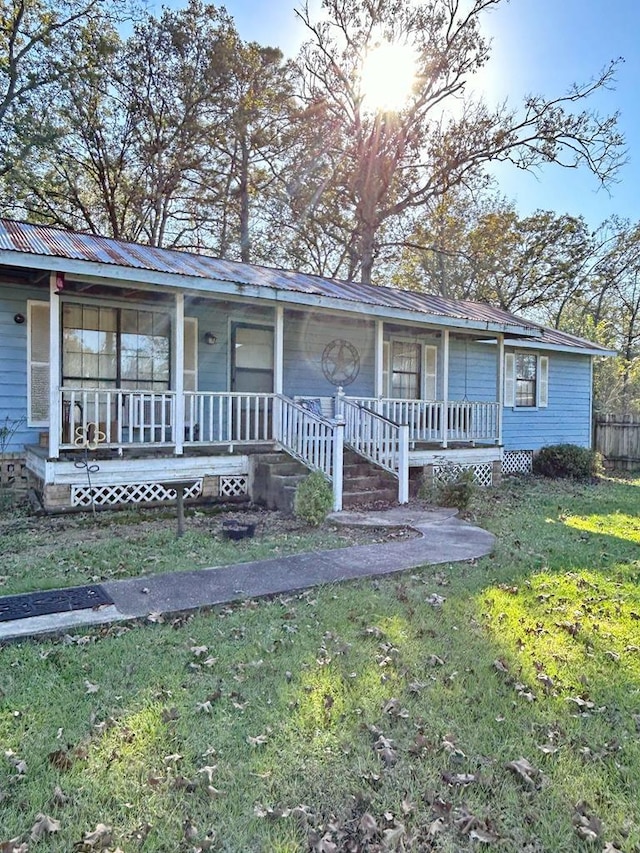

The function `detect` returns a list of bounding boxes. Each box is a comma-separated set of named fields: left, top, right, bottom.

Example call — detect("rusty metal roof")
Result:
left=0, top=218, right=612, bottom=353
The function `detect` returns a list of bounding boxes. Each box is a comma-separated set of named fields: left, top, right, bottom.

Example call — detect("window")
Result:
left=383, top=340, right=437, bottom=399
left=62, top=305, right=170, bottom=391
left=515, top=353, right=537, bottom=407
left=504, top=352, right=549, bottom=408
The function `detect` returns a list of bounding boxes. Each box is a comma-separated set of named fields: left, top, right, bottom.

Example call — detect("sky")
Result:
left=151, top=0, right=640, bottom=229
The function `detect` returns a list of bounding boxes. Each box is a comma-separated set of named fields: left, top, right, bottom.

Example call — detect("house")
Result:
left=0, top=218, right=615, bottom=513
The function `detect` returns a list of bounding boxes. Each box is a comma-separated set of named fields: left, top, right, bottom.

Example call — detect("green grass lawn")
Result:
left=1, top=474, right=639, bottom=851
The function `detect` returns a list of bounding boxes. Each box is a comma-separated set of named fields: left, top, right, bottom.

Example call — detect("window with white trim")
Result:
left=504, top=351, right=549, bottom=408
left=384, top=339, right=437, bottom=399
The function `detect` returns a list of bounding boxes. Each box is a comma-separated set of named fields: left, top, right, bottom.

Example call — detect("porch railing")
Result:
left=60, top=389, right=176, bottom=448
left=273, top=394, right=343, bottom=511
left=349, top=397, right=499, bottom=444
left=183, top=392, right=274, bottom=444
left=342, top=399, right=409, bottom=504
left=59, top=389, right=276, bottom=449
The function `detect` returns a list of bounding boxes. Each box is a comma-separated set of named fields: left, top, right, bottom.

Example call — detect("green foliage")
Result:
left=436, top=465, right=476, bottom=510
left=533, top=443, right=603, bottom=479
left=294, top=470, right=333, bottom=526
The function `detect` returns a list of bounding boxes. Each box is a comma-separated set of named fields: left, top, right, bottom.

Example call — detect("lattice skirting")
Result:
left=432, top=462, right=493, bottom=487
left=502, top=450, right=533, bottom=476
left=219, top=475, right=248, bottom=497
left=71, top=479, right=203, bottom=508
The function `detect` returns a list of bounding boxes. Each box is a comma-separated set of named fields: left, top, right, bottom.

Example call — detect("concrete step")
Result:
left=342, top=487, right=399, bottom=509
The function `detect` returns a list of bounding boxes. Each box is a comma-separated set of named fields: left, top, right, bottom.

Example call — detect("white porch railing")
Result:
left=349, top=398, right=499, bottom=444
left=342, top=399, right=409, bottom=504
left=273, top=394, right=343, bottom=512
left=59, top=389, right=276, bottom=449
left=183, top=392, right=274, bottom=444
left=60, top=389, right=176, bottom=448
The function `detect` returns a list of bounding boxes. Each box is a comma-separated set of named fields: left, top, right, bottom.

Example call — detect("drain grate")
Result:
left=0, top=585, right=114, bottom=623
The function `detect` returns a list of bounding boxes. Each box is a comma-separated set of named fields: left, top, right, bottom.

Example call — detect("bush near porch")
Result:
left=0, top=475, right=639, bottom=851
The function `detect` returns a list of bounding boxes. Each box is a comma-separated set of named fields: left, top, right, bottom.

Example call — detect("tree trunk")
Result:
left=239, top=137, right=250, bottom=263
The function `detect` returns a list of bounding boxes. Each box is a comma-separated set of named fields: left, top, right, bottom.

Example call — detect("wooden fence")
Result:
left=594, top=414, right=640, bottom=470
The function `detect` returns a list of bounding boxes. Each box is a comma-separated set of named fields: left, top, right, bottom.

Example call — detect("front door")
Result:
left=230, top=323, right=274, bottom=440
left=231, top=323, right=274, bottom=393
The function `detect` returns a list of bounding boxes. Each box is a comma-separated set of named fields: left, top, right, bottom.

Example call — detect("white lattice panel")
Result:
left=219, top=476, right=248, bottom=497
left=502, top=450, right=533, bottom=476
left=72, top=479, right=202, bottom=507
left=432, top=463, right=492, bottom=487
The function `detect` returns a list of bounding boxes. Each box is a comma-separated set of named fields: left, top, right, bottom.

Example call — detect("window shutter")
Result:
left=538, top=355, right=549, bottom=407
left=504, top=352, right=515, bottom=407
left=382, top=340, right=389, bottom=397
left=183, top=317, right=198, bottom=391
left=424, top=345, right=437, bottom=400
left=28, top=300, right=50, bottom=426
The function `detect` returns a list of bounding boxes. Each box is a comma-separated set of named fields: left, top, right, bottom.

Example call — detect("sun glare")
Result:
left=360, top=41, right=419, bottom=113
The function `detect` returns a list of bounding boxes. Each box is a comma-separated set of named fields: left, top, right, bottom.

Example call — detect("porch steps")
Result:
left=253, top=451, right=402, bottom=514
left=342, top=450, right=398, bottom=509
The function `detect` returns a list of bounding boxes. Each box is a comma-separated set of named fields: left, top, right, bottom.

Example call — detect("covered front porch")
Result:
left=30, top=386, right=503, bottom=512
left=26, top=269, right=520, bottom=512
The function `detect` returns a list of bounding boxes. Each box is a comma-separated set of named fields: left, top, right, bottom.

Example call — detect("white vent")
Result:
left=432, top=463, right=493, bottom=488
left=71, top=479, right=202, bottom=507
left=219, top=476, right=248, bottom=497
left=502, top=450, right=533, bottom=476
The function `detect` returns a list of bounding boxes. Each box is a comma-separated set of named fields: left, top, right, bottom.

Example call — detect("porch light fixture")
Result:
left=204, top=332, right=217, bottom=346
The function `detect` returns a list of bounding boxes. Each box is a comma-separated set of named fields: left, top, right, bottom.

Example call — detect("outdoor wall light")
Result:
left=204, top=332, right=217, bottom=346
left=14, top=313, right=25, bottom=324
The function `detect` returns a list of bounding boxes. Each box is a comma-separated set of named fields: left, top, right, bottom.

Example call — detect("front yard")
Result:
left=1, top=474, right=639, bottom=851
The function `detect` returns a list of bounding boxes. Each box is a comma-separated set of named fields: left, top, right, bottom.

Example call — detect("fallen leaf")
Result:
left=0, top=840, right=29, bottom=853
left=505, top=757, right=542, bottom=789
left=74, top=823, right=113, bottom=850
left=247, top=734, right=268, bottom=746
left=426, top=593, right=446, bottom=607
left=84, top=680, right=99, bottom=694
left=469, top=827, right=501, bottom=843
left=30, top=813, right=61, bottom=841
left=572, top=801, right=602, bottom=843
left=48, top=748, right=74, bottom=771
left=442, top=772, right=478, bottom=786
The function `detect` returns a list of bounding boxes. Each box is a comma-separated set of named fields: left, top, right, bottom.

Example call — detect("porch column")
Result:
left=496, top=333, right=504, bottom=446
left=174, top=293, right=184, bottom=455
left=48, top=271, right=61, bottom=459
left=374, top=319, right=384, bottom=397
left=442, top=329, right=449, bottom=448
left=274, top=305, right=284, bottom=394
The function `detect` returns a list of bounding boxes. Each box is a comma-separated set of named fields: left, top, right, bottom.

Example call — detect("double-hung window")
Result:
left=504, top=351, right=548, bottom=408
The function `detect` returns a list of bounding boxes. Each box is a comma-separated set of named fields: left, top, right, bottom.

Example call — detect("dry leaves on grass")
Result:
left=30, top=814, right=60, bottom=842
left=73, top=823, right=113, bottom=851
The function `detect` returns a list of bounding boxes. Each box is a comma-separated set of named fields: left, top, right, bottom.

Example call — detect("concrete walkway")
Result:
left=0, top=507, right=495, bottom=643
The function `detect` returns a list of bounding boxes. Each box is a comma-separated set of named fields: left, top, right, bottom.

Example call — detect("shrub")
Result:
left=533, top=444, right=602, bottom=479
left=436, top=466, right=476, bottom=510
left=294, top=470, right=333, bottom=526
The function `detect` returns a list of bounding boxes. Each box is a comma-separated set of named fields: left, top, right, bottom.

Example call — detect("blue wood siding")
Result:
left=186, top=297, right=273, bottom=392
left=448, top=338, right=496, bottom=401
left=283, top=311, right=375, bottom=397
left=0, top=283, right=48, bottom=451
left=502, top=350, right=592, bottom=450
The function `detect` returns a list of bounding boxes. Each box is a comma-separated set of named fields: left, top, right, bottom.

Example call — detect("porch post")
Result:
left=374, top=319, right=384, bottom=397
left=442, top=329, right=449, bottom=448
left=48, top=271, right=61, bottom=459
left=496, top=333, right=504, bottom=446
left=332, top=419, right=344, bottom=512
left=398, top=424, right=409, bottom=504
left=174, top=293, right=184, bottom=455
left=274, top=305, right=284, bottom=394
